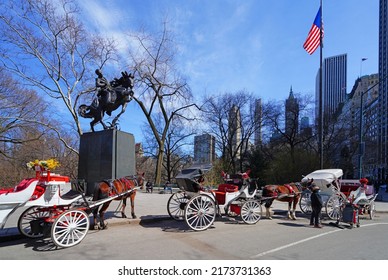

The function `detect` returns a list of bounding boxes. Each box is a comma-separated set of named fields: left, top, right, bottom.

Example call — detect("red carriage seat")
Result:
left=0, top=178, right=38, bottom=195
left=14, top=178, right=38, bottom=192
left=217, top=184, right=239, bottom=193
left=214, top=184, right=239, bottom=205
left=340, top=182, right=375, bottom=197
left=0, top=189, right=10, bottom=195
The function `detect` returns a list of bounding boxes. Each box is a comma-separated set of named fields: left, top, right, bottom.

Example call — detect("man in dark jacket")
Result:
left=310, top=183, right=323, bottom=228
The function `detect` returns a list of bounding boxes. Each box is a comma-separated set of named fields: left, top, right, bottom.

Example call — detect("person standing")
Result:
left=310, top=183, right=323, bottom=228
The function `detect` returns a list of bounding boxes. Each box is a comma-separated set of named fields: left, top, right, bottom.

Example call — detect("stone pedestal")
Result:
left=78, top=129, right=135, bottom=195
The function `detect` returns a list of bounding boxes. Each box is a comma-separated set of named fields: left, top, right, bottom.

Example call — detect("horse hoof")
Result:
left=99, top=222, right=108, bottom=230
left=132, top=214, right=137, bottom=219
left=121, top=213, right=127, bottom=218
left=93, top=225, right=99, bottom=230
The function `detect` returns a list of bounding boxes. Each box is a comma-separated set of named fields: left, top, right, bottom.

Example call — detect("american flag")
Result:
left=303, top=7, right=323, bottom=55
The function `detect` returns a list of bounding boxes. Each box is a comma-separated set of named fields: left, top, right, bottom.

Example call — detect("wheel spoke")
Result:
left=51, top=210, right=89, bottom=248
left=241, top=200, right=261, bottom=224
left=184, top=195, right=215, bottom=231
left=18, top=207, right=51, bottom=238
left=326, top=195, right=343, bottom=220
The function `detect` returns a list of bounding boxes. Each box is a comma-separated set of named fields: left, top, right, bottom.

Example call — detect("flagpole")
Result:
left=319, top=0, right=324, bottom=169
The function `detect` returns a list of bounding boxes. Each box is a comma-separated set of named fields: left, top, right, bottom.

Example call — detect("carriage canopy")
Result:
left=175, top=164, right=212, bottom=192
left=301, top=169, right=343, bottom=194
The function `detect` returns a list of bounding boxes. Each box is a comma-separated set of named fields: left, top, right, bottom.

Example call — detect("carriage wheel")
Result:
left=240, top=200, right=262, bottom=224
left=167, top=191, right=190, bottom=221
left=51, top=209, right=90, bottom=248
left=368, top=201, right=376, bottom=220
left=184, top=194, right=216, bottom=231
left=18, top=206, right=50, bottom=238
left=326, top=194, right=345, bottom=220
left=299, top=192, right=312, bottom=215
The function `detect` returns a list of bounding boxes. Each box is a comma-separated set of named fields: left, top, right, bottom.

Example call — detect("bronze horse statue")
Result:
left=262, top=183, right=302, bottom=220
left=78, top=69, right=134, bottom=132
left=92, top=173, right=145, bottom=230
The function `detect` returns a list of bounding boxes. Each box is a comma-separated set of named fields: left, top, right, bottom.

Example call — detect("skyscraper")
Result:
left=285, top=86, right=299, bottom=136
left=194, top=133, right=216, bottom=164
left=228, top=105, right=242, bottom=159
left=322, top=54, right=347, bottom=118
left=254, top=98, right=262, bottom=146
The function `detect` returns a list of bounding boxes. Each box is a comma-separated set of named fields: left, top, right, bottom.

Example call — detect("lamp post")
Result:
left=358, top=89, right=365, bottom=179
left=357, top=58, right=367, bottom=179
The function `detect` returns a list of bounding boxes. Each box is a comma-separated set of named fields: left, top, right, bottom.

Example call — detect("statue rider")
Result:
left=95, top=69, right=115, bottom=116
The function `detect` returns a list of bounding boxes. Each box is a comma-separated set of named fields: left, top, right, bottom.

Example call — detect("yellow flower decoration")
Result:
left=26, top=158, right=60, bottom=170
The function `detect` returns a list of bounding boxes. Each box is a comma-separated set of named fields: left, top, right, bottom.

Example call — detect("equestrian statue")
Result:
left=78, top=69, right=134, bottom=132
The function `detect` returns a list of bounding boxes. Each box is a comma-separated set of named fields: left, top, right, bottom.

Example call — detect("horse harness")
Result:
left=283, top=184, right=296, bottom=197
left=103, top=176, right=138, bottom=197
left=264, top=184, right=299, bottom=199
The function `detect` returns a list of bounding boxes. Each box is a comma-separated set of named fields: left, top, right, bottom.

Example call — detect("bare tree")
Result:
left=322, top=110, right=358, bottom=177
left=201, top=90, right=259, bottom=173
left=143, top=115, right=195, bottom=182
left=0, top=68, right=81, bottom=185
left=264, top=94, right=316, bottom=165
left=163, top=119, right=195, bottom=182
left=127, top=22, right=199, bottom=185
left=0, top=0, right=117, bottom=145
left=0, top=68, right=50, bottom=158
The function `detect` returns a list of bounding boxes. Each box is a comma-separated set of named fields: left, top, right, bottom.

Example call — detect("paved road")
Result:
left=1, top=191, right=388, bottom=260
left=1, top=209, right=388, bottom=260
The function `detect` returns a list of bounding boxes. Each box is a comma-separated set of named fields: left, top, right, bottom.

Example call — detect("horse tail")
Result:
left=264, top=197, right=275, bottom=208
left=93, top=180, right=111, bottom=201
left=92, top=183, right=101, bottom=202
left=78, top=104, right=93, bottom=118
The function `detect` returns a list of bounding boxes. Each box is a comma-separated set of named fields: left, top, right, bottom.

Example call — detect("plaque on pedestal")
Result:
left=78, top=129, right=135, bottom=195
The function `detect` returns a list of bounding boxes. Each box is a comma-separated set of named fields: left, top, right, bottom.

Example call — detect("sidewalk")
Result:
left=2, top=190, right=388, bottom=240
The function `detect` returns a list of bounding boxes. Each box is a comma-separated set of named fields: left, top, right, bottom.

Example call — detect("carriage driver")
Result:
left=359, top=178, right=368, bottom=191
left=350, top=178, right=369, bottom=209
left=310, top=183, right=323, bottom=228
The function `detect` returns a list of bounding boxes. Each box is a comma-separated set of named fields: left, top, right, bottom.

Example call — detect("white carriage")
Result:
left=299, top=169, right=377, bottom=221
left=299, top=169, right=345, bottom=220
left=167, top=166, right=262, bottom=231
left=339, top=179, right=377, bottom=220
left=1, top=169, right=137, bottom=248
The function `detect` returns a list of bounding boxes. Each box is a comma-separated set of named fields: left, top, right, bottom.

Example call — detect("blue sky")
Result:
left=76, top=0, right=379, bottom=141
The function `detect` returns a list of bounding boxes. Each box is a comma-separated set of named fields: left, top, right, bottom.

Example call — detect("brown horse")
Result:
left=262, top=183, right=301, bottom=220
left=92, top=173, right=144, bottom=229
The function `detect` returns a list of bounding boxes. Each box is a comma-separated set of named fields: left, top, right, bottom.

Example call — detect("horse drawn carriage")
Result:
left=167, top=166, right=262, bottom=231
left=299, top=169, right=377, bottom=221
left=340, top=178, right=377, bottom=220
left=0, top=167, right=142, bottom=248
